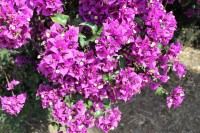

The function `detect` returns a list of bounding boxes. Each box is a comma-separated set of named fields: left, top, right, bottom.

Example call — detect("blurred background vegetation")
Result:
left=166, top=0, right=200, bottom=48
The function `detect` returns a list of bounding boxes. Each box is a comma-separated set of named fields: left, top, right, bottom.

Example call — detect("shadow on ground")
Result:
left=111, top=70, right=200, bottom=133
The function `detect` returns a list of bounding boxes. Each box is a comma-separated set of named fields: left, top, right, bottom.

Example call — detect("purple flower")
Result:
left=7, top=80, right=20, bottom=91
left=0, top=93, right=27, bottom=115
left=36, top=84, right=61, bottom=108
left=0, top=0, right=33, bottom=48
left=150, top=82, right=160, bottom=90
left=96, top=107, right=121, bottom=133
left=185, top=8, right=195, bottom=18
left=52, top=100, right=94, bottom=133
left=167, top=86, right=185, bottom=109
left=32, top=0, right=63, bottom=16
left=79, top=0, right=110, bottom=24
left=37, top=25, right=80, bottom=84
left=173, top=61, right=186, bottom=78
left=145, top=2, right=177, bottom=45
left=167, top=42, right=182, bottom=58
left=115, top=67, right=143, bottom=102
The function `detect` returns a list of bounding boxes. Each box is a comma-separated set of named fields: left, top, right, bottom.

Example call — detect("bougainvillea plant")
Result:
left=0, top=0, right=192, bottom=132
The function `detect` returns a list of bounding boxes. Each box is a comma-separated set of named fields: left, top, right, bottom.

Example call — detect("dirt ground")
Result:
left=30, top=47, right=200, bottom=133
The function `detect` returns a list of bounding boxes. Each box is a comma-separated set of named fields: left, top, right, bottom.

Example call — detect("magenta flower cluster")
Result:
left=36, top=84, right=121, bottom=132
left=31, top=0, right=63, bottom=16
left=145, top=3, right=177, bottom=45
left=0, top=93, right=26, bottom=115
left=52, top=100, right=94, bottom=133
left=167, top=85, right=185, bottom=109
left=0, top=79, right=27, bottom=115
left=0, top=0, right=33, bottom=48
left=0, top=0, right=187, bottom=132
left=7, top=80, right=20, bottom=91
left=0, top=93, right=27, bottom=115
left=35, top=0, right=186, bottom=132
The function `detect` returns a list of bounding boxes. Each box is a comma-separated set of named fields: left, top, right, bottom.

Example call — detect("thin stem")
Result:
left=2, top=69, right=9, bottom=84
left=11, top=91, right=14, bottom=96
left=165, top=0, right=168, bottom=8
left=111, top=87, right=118, bottom=103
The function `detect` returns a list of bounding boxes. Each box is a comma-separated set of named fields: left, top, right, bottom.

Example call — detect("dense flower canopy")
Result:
left=0, top=0, right=192, bottom=132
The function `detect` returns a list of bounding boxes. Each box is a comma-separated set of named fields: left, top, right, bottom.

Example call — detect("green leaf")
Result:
left=78, top=23, right=102, bottom=48
left=71, top=17, right=83, bottom=26
left=119, top=55, right=126, bottom=68
left=88, top=100, right=93, bottom=108
left=51, top=14, right=70, bottom=26
left=94, top=110, right=103, bottom=118
left=155, top=87, right=165, bottom=96
left=66, top=101, right=74, bottom=107
left=79, top=37, right=89, bottom=47
left=102, top=98, right=110, bottom=105
left=105, top=104, right=112, bottom=110
left=168, top=63, right=173, bottom=67
left=96, top=26, right=104, bottom=36
left=0, top=49, right=12, bottom=64
left=102, top=74, right=109, bottom=82
left=64, top=95, right=70, bottom=102
left=149, top=70, right=155, bottom=73
left=158, top=43, right=163, bottom=51
left=80, top=22, right=98, bottom=35
left=84, top=103, right=88, bottom=108
left=51, top=122, right=61, bottom=131
left=84, top=100, right=93, bottom=109
left=108, top=74, right=116, bottom=81
left=88, top=35, right=99, bottom=42
left=51, top=122, right=57, bottom=127
left=79, top=35, right=99, bottom=48
left=134, top=17, right=144, bottom=26
left=78, top=33, right=86, bottom=38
